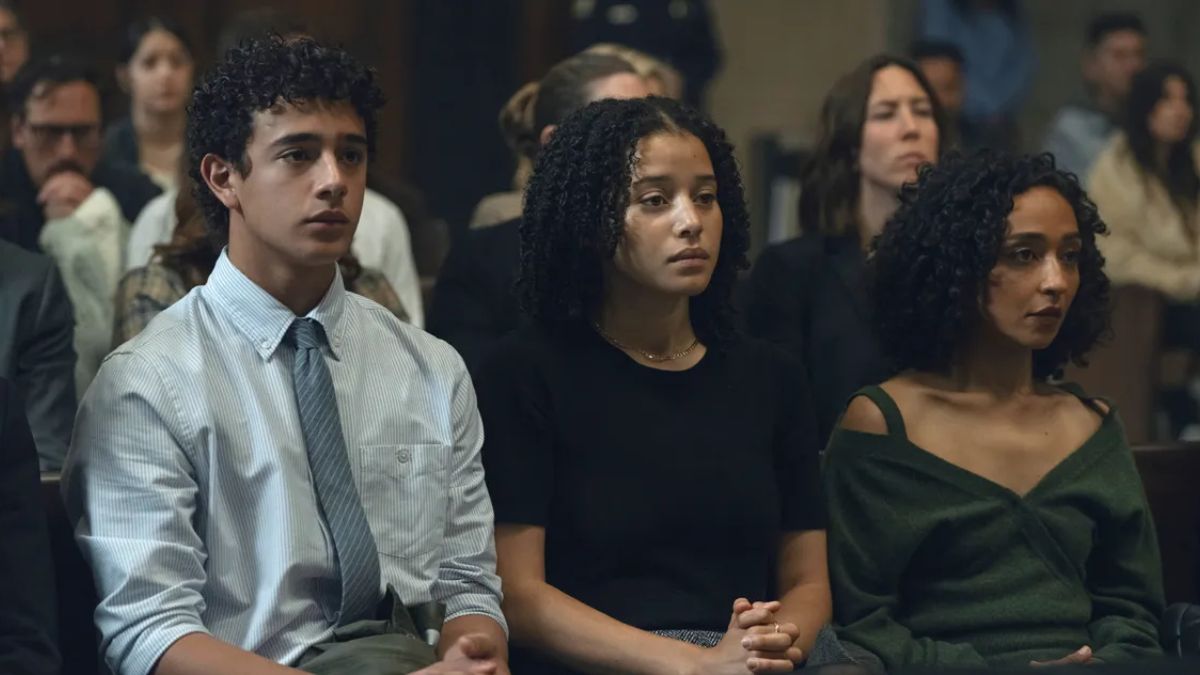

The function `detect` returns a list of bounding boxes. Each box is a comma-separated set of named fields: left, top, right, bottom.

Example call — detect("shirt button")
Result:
left=397, top=449, right=411, bottom=463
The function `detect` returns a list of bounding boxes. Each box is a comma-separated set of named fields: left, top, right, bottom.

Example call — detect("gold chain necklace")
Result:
left=592, top=322, right=700, bottom=362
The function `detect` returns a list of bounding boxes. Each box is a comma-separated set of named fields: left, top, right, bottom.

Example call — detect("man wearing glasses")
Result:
left=0, top=55, right=160, bottom=394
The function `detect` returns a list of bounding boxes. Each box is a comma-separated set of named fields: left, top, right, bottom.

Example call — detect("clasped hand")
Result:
left=693, top=597, right=803, bottom=674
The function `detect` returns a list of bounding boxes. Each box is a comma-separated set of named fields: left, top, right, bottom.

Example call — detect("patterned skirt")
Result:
left=652, top=629, right=724, bottom=648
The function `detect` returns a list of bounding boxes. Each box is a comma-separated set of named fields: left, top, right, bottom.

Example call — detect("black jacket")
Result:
left=743, top=233, right=891, bottom=447
left=0, top=240, right=75, bottom=470
left=427, top=217, right=523, bottom=372
left=0, top=147, right=161, bottom=252
left=0, top=376, right=61, bottom=675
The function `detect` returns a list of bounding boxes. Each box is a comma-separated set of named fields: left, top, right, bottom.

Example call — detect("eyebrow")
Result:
left=269, top=132, right=369, bottom=148
left=868, top=96, right=931, bottom=107
left=1005, top=232, right=1083, bottom=243
left=631, top=174, right=717, bottom=188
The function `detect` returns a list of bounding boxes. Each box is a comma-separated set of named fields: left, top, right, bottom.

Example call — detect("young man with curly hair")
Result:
left=63, top=37, right=507, bottom=675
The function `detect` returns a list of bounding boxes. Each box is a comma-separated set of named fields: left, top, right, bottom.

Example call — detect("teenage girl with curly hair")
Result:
left=474, top=96, right=831, bottom=674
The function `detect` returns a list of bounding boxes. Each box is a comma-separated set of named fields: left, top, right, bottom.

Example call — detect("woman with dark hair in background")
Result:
left=826, top=151, right=1163, bottom=671
left=744, top=54, right=943, bottom=446
left=475, top=96, right=830, bottom=674
left=102, top=16, right=194, bottom=190
left=1088, top=62, right=1200, bottom=435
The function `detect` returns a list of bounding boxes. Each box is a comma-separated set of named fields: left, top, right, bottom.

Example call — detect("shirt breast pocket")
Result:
left=359, top=443, right=450, bottom=559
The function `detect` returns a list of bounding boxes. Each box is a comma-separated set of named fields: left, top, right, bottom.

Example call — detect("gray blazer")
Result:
left=0, top=239, right=76, bottom=470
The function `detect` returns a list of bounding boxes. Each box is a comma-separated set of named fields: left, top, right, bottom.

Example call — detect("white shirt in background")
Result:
left=125, top=188, right=425, bottom=327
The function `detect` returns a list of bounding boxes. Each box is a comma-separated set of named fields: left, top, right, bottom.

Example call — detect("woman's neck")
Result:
left=595, top=279, right=696, bottom=356
left=132, top=105, right=186, bottom=147
left=856, top=179, right=900, bottom=249
left=947, top=328, right=1036, bottom=398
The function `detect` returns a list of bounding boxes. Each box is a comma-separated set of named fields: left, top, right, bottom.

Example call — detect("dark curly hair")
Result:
left=186, top=36, right=385, bottom=242
left=869, top=150, right=1111, bottom=380
left=519, top=96, right=750, bottom=347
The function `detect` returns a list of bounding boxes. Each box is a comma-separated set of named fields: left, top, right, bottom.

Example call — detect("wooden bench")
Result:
left=1133, top=443, right=1200, bottom=604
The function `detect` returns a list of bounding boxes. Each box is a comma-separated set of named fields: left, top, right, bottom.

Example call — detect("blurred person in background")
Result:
left=568, top=0, right=719, bottom=107
left=585, top=42, right=683, bottom=99
left=102, top=17, right=195, bottom=192
left=1088, top=62, right=1200, bottom=437
left=0, top=55, right=160, bottom=395
left=911, top=39, right=963, bottom=148
left=1044, top=13, right=1147, bottom=179
left=919, top=0, right=1034, bottom=150
left=471, top=43, right=680, bottom=231
left=744, top=54, right=943, bottom=447
left=429, top=51, right=650, bottom=371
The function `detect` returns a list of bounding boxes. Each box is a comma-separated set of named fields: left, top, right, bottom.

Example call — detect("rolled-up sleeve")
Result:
left=431, top=363, right=507, bottom=634
left=61, top=351, right=210, bottom=675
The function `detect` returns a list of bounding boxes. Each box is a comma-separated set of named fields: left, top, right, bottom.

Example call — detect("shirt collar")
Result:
left=204, top=250, right=347, bottom=361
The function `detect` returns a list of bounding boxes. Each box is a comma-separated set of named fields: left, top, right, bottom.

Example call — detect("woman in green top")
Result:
left=825, top=150, right=1165, bottom=671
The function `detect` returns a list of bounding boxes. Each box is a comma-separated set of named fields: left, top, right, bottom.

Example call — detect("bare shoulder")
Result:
left=1045, top=383, right=1111, bottom=422
left=840, top=395, right=888, bottom=435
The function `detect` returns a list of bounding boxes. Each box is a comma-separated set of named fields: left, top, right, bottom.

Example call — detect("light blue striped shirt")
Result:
left=63, top=252, right=505, bottom=675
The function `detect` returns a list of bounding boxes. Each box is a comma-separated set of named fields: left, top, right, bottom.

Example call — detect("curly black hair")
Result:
left=518, top=96, right=750, bottom=347
left=186, top=35, right=385, bottom=242
left=869, top=150, right=1111, bottom=380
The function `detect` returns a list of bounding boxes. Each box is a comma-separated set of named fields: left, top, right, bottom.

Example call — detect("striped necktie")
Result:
left=286, top=317, right=381, bottom=625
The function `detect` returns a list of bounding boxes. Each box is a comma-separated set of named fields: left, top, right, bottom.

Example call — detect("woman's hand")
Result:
left=688, top=598, right=802, bottom=674
left=739, top=602, right=804, bottom=671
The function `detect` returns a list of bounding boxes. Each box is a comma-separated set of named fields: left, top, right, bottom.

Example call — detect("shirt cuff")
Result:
left=444, top=596, right=509, bottom=638
left=117, top=618, right=210, bottom=675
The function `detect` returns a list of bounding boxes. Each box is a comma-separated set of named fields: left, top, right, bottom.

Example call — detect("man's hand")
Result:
left=413, top=633, right=506, bottom=675
left=1031, top=645, right=1094, bottom=667
left=38, top=171, right=94, bottom=221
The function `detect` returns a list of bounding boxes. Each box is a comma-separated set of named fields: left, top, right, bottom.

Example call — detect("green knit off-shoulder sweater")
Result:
left=824, top=384, right=1165, bottom=670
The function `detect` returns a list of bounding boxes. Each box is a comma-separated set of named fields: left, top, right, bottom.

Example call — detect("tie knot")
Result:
left=286, top=318, right=326, bottom=350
